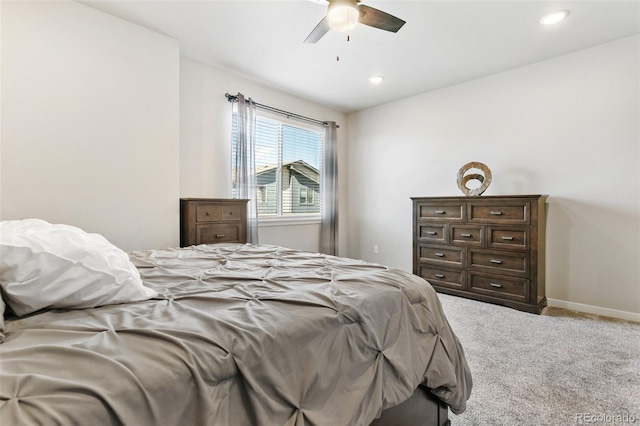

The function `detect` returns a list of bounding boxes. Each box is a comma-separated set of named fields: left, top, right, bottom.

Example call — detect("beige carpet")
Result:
left=437, top=294, right=640, bottom=425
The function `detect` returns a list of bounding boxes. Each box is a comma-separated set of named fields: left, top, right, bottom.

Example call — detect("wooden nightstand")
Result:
left=180, top=198, right=248, bottom=247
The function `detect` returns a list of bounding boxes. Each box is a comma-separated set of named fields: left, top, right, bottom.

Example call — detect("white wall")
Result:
left=180, top=58, right=347, bottom=253
left=1, top=1, right=180, bottom=251
left=346, top=36, right=640, bottom=319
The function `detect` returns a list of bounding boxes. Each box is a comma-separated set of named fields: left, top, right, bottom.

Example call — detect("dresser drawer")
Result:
left=468, top=201, right=530, bottom=225
left=221, top=204, right=243, bottom=221
left=417, top=223, right=447, bottom=243
left=488, top=227, right=530, bottom=251
left=469, top=249, right=529, bottom=276
left=418, top=265, right=464, bottom=290
left=196, top=205, right=222, bottom=222
left=197, top=223, right=243, bottom=244
left=469, top=272, right=528, bottom=301
left=416, top=202, right=464, bottom=222
left=450, top=225, right=483, bottom=246
left=418, top=245, right=464, bottom=267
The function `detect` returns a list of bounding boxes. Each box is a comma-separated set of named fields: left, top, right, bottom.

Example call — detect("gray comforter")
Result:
left=0, top=244, right=471, bottom=425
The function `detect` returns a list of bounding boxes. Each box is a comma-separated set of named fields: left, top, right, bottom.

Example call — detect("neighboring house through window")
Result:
left=232, top=113, right=323, bottom=219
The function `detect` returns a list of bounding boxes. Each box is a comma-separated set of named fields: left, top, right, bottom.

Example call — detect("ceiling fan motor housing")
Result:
left=327, top=0, right=360, bottom=32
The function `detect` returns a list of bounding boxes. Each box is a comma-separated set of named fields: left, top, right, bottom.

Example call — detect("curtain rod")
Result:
left=225, top=93, right=339, bottom=128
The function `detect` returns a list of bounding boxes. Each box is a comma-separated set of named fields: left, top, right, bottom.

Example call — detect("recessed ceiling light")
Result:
left=540, top=10, right=569, bottom=25
left=369, top=76, right=384, bottom=84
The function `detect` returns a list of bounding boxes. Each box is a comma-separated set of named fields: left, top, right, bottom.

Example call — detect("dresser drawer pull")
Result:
left=490, top=211, right=503, bottom=216
left=489, top=259, right=503, bottom=264
left=434, top=253, right=445, bottom=257
left=490, top=283, right=503, bottom=288
left=461, top=233, right=472, bottom=238
left=215, top=234, right=225, bottom=238
left=426, top=231, right=437, bottom=235
left=501, top=236, right=514, bottom=241
left=206, top=211, right=212, bottom=216
left=434, top=210, right=446, bottom=214
left=435, top=273, right=445, bottom=278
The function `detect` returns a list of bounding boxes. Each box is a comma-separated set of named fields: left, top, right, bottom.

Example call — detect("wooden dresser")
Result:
left=411, top=195, right=547, bottom=314
left=180, top=198, right=248, bottom=247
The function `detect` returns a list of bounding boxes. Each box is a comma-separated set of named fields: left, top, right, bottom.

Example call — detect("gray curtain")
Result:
left=234, top=93, right=259, bottom=243
left=320, top=121, right=338, bottom=255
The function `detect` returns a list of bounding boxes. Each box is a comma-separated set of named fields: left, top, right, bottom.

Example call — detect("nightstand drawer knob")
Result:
left=490, top=283, right=503, bottom=288
left=461, top=233, right=472, bottom=238
left=435, top=253, right=445, bottom=257
left=206, top=211, right=211, bottom=216
left=490, top=211, right=503, bottom=216
left=216, top=234, right=225, bottom=238
left=427, top=231, right=437, bottom=235
left=501, top=236, right=514, bottom=241
left=435, top=273, right=445, bottom=278
left=490, top=259, right=503, bottom=264
left=435, top=210, right=446, bottom=214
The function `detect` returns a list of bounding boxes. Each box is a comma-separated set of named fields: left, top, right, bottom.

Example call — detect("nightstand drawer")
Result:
left=416, top=202, right=464, bottom=222
left=488, top=227, right=529, bottom=251
left=196, top=205, right=222, bottom=222
left=222, top=204, right=243, bottom=221
left=450, top=225, right=483, bottom=246
left=469, top=249, right=529, bottom=276
left=197, top=223, right=243, bottom=244
left=418, top=245, right=464, bottom=267
left=468, top=201, right=530, bottom=225
left=417, top=223, right=447, bottom=243
left=417, top=265, right=464, bottom=290
left=469, top=272, right=528, bottom=301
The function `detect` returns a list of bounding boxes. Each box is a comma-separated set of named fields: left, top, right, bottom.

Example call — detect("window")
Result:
left=299, top=188, right=314, bottom=205
left=232, top=113, right=323, bottom=219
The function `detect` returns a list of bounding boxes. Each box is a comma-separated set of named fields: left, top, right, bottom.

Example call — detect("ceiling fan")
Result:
left=304, top=0, right=406, bottom=44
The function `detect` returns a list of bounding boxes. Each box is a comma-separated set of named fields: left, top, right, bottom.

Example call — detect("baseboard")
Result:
left=547, top=298, right=640, bottom=323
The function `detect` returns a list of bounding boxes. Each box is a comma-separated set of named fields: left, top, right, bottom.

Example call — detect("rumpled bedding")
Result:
left=0, top=243, right=471, bottom=425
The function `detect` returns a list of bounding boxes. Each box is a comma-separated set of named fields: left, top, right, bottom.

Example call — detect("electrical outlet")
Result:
left=373, top=245, right=379, bottom=254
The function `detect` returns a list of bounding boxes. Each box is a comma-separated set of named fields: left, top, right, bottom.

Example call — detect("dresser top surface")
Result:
left=411, top=194, right=548, bottom=201
left=180, top=198, right=249, bottom=202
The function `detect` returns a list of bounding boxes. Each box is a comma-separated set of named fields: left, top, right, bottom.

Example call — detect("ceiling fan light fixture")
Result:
left=327, top=0, right=359, bottom=32
left=540, top=10, right=569, bottom=25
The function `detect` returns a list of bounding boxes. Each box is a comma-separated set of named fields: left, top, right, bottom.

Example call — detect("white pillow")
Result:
left=0, top=219, right=157, bottom=317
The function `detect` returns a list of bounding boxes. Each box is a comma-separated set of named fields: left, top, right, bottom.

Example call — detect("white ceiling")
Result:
left=82, top=0, right=640, bottom=113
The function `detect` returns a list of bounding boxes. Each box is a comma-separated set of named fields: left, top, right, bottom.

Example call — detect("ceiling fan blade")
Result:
left=358, top=4, right=406, bottom=33
left=304, top=17, right=331, bottom=43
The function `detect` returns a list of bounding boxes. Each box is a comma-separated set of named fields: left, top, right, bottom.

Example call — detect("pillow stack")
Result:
left=0, top=219, right=157, bottom=340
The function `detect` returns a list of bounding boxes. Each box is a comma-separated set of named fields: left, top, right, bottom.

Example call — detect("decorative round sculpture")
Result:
left=457, top=162, right=492, bottom=196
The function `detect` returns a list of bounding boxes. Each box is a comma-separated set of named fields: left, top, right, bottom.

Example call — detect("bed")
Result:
left=0, top=219, right=472, bottom=425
